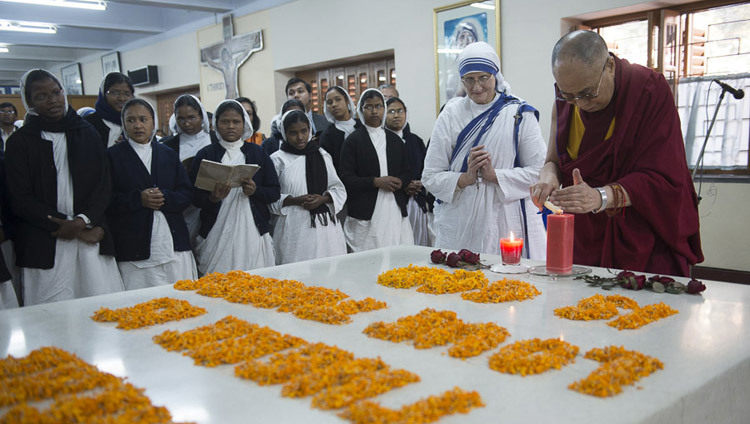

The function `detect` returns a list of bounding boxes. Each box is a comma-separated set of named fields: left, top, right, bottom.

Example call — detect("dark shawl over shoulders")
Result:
left=339, top=127, right=411, bottom=220
left=189, top=142, right=280, bottom=238
left=84, top=112, right=112, bottom=149
left=107, top=140, right=192, bottom=262
left=400, top=126, right=433, bottom=212
left=320, top=119, right=362, bottom=174
left=5, top=108, right=114, bottom=269
left=555, top=56, right=703, bottom=276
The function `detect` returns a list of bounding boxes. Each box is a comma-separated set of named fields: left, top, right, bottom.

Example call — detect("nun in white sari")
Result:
left=107, top=99, right=197, bottom=289
left=7, top=69, right=124, bottom=305
left=163, top=94, right=214, bottom=246
left=423, top=42, right=547, bottom=259
left=339, top=89, right=414, bottom=252
left=270, top=110, right=347, bottom=264
left=190, top=100, right=279, bottom=274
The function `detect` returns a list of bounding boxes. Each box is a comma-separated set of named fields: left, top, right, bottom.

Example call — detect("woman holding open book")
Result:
left=106, top=98, right=197, bottom=289
left=270, top=110, right=347, bottom=264
left=189, top=99, right=280, bottom=275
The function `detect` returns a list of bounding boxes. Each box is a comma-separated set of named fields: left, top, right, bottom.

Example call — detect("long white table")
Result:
left=1, top=245, right=749, bottom=423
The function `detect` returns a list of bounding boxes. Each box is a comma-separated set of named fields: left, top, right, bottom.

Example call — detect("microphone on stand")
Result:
left=713, top=79, right=745, bottom=99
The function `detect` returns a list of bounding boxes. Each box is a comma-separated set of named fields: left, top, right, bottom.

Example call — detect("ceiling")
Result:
left=0, top=0, right=289, bottom=87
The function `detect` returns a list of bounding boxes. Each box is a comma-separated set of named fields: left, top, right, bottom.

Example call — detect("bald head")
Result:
left=552, top=30, right=609, bottom=72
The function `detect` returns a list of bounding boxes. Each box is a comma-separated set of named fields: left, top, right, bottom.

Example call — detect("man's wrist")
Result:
left=593, top=187, right=608, bottom=213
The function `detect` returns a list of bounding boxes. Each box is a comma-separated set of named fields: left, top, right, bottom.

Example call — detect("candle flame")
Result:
left=510, top=232, right=515, bottom=242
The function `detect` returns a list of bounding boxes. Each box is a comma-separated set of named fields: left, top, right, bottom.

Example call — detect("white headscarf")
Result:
left=357, top=88, right=387, bottom=129
left=213, top=99, right=253, bottom=147
left=77, top=106, right=95, bottom=117
left=120, top=99, right=158, bottom=142
left=279, top=110, right=313, bottom=145
left=324, top=86, right=358, bottom=138
left=19, top=69, right=69, bottom=117
left=457, top=41, right=511, bottom=93
left=169, top=94, right=210, bottom=136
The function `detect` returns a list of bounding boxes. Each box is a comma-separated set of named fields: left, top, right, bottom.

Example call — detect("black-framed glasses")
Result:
left=461, top=74, right=492, bottom=88
left=106, top=90, right=133, bottom=99
left=32, top=89, right=63, bottom=103
left=554, top=59, right=608, bottom=102
left=362, top=104, right=384, bottom=111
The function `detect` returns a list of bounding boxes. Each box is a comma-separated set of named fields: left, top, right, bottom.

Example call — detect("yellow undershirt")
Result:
left=567, top=106, right=616, bottom=160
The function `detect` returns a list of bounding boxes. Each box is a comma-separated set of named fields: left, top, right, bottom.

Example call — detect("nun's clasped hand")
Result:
left=141, top=187, right=165, bottom=210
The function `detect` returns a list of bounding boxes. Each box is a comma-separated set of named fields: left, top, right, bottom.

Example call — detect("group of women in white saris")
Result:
left=3, top=41, right=547, bottom=309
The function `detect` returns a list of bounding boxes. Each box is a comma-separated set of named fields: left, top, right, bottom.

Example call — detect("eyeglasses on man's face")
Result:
left=555, top=59, right=608, bottom=102
left=0, top=109, right=16, bottom=116
left=387, top=108, right=405, bottom=116
left=461, top=74, right=492, bottom=88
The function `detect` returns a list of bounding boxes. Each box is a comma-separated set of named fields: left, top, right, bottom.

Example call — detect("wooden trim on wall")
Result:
left=692, top=266, right=750, bottom=284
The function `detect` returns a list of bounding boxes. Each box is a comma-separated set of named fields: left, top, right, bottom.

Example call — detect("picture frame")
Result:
left=433, top=0, right=501, bottom=114
left=101, top=51, right=121, bottom=75
left=61, top=63, right=83, bottom=95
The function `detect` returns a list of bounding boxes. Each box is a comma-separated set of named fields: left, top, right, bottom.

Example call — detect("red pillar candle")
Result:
left=500, top=234, right=524, bottom=265
left=546, top=214, right=575, bottom=274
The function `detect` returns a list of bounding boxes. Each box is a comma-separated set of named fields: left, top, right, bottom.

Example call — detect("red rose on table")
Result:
left=446, top=252, right=461, bottom=268
left=650, top=275, right=675, bottom=285
left=687, top=279, right=707, bottom=294
left=457, top=249, right=480, bottom=264
left=430, top=249, right=446, bottom=264
left=617, top=271, right=646, bottom=290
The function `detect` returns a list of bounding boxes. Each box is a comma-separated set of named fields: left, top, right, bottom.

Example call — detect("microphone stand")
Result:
left=691, top=84, right=729, bottom=204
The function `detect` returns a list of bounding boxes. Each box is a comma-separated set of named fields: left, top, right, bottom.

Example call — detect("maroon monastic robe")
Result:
left=555, top=55, right=703, bottom=277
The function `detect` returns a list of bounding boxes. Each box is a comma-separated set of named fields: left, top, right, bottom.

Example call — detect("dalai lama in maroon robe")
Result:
left=530, top=30, right=703, bottom=277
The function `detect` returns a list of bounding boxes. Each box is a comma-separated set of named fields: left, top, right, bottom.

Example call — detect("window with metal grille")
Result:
left=584, top=1, right=750, bottom=175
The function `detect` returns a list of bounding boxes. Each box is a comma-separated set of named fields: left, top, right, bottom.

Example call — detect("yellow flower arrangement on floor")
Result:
left=173, top=271, right=387, bottom=325
left=377, top=265, right=488, bottom=294
left=363, top=308, right=510, bottom=358
left=91, top=297, right=206, bottom=330
left=461, top=278, right=541, bottom=303
left=488, top=338, right=579, bottom=376
left=569, top=346, right=664, bottom=397
left=554, top=294, right=678, bottom=330
left=0, top=346, right=192, bottom=423
left=338, top=387, right=485, bottom=424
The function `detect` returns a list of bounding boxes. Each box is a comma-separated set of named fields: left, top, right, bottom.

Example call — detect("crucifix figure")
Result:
left=201, top=27, right=263, bottom=99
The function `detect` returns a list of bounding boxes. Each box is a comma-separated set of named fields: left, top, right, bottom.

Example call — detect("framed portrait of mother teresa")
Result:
left=434, top=0, right=500, bottom=114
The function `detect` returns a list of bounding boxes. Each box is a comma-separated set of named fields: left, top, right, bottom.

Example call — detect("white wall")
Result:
left=65, top=0, right=749, bottom=272
left=265, top=0, right=457, bottom=140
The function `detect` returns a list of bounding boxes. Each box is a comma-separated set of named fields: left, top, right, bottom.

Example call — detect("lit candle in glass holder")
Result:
left=500, top=232, right=523, bottom=265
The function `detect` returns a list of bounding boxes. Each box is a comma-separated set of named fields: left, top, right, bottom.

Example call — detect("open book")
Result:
left=194, top=159, right=260, bottom=191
